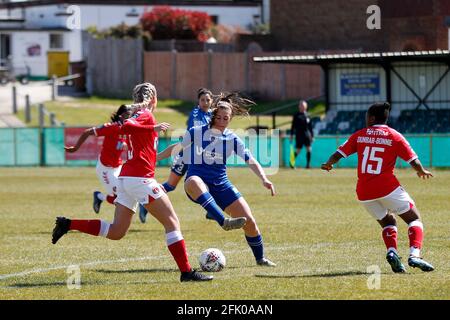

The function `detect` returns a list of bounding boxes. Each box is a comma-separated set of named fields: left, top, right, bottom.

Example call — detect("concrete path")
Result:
left=0, top=81, right=52, bottom=127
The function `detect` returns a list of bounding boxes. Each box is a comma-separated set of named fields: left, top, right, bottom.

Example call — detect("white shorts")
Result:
left=360, top=186, right=415, bottom=220
left=96, top=159, right=121, bottom=195
left=115, top=177, right=164, bottom=213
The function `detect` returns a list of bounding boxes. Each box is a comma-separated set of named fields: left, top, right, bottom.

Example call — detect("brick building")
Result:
left=270, top=0, right=450, bottom=52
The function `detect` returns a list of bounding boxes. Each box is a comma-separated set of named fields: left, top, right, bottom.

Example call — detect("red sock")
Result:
left=408, top=221, right=424, bottom=249
left=106, top=194, right=116, bottom=205
left=70, top=219, right=101, bottom=236
left=168, top=239, right=191, bottom=273
left=382, top=225, right=398, bottom=251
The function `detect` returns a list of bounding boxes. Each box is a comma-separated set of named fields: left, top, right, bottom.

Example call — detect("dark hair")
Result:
left=367, top=102, right=391, bottom=124
left=209, top=92, right=254, bottom=127
left=110, top=104, right=131, bottom=122
left=197, top=87, right=212, bottom=100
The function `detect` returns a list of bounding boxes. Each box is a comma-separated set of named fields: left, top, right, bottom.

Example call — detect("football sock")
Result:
left=106, top=194, right=116, bottom=204
left=408, top=220, right=423, bottom=257
left=382, top=225, right=398, bottom=253
left=70, top=219, right=110, bottom=237
left=246, top=234, right=264, bottom=261
left=166, top=231, right=191, bottom=273
left=162, top=182, right=176, bottom=193
left=96, top=192, right=105, bottom=201
left=196, top=192, right=225, bottom=226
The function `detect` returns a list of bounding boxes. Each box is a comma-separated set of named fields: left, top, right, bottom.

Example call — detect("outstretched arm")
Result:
left=321, top=151, right=344, bottom=171
left=410, top=158, right=433, bottom=179
left=64, top=128, right=95, bottom=153
left=156, top=143, right=182, bottom=161
left=121, top=120, right=170, bottom=134
left=246, top=157, right=275, bottom=196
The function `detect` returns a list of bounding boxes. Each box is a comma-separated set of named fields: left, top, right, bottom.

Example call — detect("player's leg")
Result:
left=51, top=203, right=132, bottom=244
left=294, top=136, right=303, bottom=168
left=143, top=187, right=212, bottom=282
left=93, top=161, right=107, bottom=213
left=162, top=152, right=187, bottom=193
left=380, top=186, right=434, bottom=271
left=223, top=194, right=276, bottom=267
left=184, top=176, right=246, bottom=230
left=305, top=145, right=312, bottom=169
left=139, top=155, right=187, bottom=223
left=362, top=199, right=405, bottom=273
left=93, top=162, right=120, bottom=214
left=163, top=171, right=184, bottom=192
left=398, top=206, right=434, bottom=272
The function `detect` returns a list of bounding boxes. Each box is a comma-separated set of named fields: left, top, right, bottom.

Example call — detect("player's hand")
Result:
left=321, top=163, right=333, bottom=171
left=417, top=169, right=433, bottom=179
left=263, top=179, right=275, bottom=196
left=64, top=146, right=78, bottom=153
left=155, top=122, right=170, bottom=132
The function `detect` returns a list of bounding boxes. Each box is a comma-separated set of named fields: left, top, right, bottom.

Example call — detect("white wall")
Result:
left=11, top=31, right=49, bottom=76
left=9, top=30, right=75, bottom=77
left=67, top=29, right=82, bottom=62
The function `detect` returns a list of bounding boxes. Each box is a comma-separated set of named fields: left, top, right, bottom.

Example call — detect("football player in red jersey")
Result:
left=53, top=83, right=213, bottom=282
left=321, top=102, right=434, bottom=273
left=65, top=105, right=132, bottom=214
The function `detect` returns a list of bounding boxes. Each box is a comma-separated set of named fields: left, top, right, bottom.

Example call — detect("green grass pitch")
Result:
left=0, top=167, right=449, bottom=299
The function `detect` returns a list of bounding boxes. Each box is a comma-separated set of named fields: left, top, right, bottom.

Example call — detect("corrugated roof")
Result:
left=253, top=50, right=450, bottom=64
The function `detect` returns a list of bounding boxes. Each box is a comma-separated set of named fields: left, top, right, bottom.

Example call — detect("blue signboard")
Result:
left=341, top=73, right=380, bottom=96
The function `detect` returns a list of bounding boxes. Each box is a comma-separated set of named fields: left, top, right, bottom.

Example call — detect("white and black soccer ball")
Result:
left=198, top=248, right=226, bottom=272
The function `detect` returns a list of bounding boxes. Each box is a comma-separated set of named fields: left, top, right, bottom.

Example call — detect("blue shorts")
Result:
left=170, top=151, right=188, bottom=177
left=186, top=179, right=242, bottom=211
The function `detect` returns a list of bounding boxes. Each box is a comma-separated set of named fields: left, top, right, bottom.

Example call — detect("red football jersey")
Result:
left=94, top=123, right=127, bottom=168
left=337, top=124, right=418, bottom=201
left=119, top=109, right=159, bottom=178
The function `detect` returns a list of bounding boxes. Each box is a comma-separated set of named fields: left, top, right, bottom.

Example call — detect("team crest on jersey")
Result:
left=152, top=187, right=160, bottom=194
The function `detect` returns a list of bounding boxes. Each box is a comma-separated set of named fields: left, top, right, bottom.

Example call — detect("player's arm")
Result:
left=321, top=133, right=357, bottom=171
left=186, top=111, right=195, bottom=130
left=156, top=143, right=182, bottom=161
left=64, top=128, right=95, bottom=153
left=308, top=118, right=314, bottom=140
left=290, top=115, right=296, bottom=140
left=120, top=119, right=170, bottom=134
left=396, top=133, right=433, bottom=179
left=246, top=156, right=275, bottom=196
left=409, top=159, right=433, bottom=179
left=321, top=151, right=343, bottom=171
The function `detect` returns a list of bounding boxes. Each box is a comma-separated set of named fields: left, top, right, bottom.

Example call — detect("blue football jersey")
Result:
left=187, top=106, right=212, bottom=130
left=182, top=125, right=252, bottom=183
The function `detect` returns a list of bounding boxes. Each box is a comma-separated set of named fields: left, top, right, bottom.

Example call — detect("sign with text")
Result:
left=341, top=73, right=380, bottom=96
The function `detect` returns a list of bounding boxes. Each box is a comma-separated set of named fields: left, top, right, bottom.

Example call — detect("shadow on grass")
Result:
left=35, top=229, right=158, bottom=235
left=95, top=268, right=179, bottom=274
left=6, top=281, right=99, bottom=288
left=255, top=270, right=370, bottom=279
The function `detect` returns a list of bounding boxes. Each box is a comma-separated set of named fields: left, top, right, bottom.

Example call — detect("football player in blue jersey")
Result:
left=139, top=88, right=213, bottom=223
left=181, top=92, right=277, bottom=267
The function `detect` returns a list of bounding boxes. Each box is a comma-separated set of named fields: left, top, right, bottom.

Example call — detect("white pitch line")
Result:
left=0, top=241, right=375, bottom=281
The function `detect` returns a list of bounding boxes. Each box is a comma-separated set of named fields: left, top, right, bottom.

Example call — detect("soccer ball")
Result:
left=198, top=248, right=226, bottom=272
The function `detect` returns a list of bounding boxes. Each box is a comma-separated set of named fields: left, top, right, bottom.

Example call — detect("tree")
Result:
left=140, top=6, right=212, bottom=41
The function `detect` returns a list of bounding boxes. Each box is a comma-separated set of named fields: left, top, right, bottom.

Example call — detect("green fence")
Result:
left=0, top=128, right=281, bottom=168
left=281, top=134, right=450, bottom=168
left=1, top=128, right=449, bottom=168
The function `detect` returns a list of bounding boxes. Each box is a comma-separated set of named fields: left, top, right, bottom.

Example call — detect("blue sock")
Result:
left=162, top=182, right=175, bottom=193
left=196, top=192, right=225, bottom=226
left=246, top=234, right=264, bottom=261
